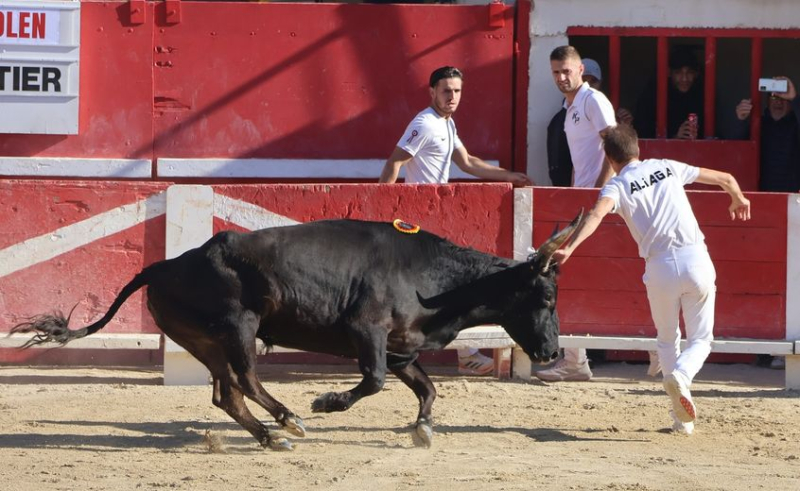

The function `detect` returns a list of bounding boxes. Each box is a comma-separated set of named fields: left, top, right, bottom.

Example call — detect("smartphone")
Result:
left=758, top=78, right=788, bottom=93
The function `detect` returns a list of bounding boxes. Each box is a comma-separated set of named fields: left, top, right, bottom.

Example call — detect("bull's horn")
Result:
left=536, top=208, right=584, bottom=271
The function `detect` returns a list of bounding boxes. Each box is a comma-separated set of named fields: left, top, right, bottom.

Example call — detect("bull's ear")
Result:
left=533, top=208, right=583, bottom=273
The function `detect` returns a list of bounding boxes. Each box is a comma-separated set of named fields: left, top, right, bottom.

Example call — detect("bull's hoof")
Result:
left=311, top=392, right=349, bottom=413
left=281, top=414, right=306, bottom=438
left=412, top=419, right=433, bottom=449
left=267, top=436, right=294, bottom=451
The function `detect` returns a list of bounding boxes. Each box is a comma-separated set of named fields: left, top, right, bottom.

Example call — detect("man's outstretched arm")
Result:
left=694, top=168, right=751, bottom=221
left=552, top=196, right=615, bottom=265
left=452, top=146, right=533, bottom=186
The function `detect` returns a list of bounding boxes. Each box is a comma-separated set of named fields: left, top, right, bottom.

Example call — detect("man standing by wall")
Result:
left=535, top=46, right=617, bottom=382
left=551, top=124, right=751, bottom=434
left=546, top=58, right=605, bottom=187
left=380, top=65, right=532, bottom=375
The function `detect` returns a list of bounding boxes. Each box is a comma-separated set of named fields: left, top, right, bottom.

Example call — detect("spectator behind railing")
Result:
left=732, top=76, right=800, bottom=193
left=632, top=46, right=704, bottom=140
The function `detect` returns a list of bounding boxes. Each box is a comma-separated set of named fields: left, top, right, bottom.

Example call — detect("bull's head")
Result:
left=488, top=209, right=583, bottom=363
left=416, top=210, right=583, bottom=363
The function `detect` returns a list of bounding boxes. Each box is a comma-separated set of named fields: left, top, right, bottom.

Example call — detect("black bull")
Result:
left=12, top=212, right=581, bottom=450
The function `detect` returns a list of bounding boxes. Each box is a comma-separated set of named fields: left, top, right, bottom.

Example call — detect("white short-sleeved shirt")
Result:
left=564, top=83, right=617, bottom=187
left=397, top=106, right=464, bottom=184
left=600, top=158, right=703, bottom=259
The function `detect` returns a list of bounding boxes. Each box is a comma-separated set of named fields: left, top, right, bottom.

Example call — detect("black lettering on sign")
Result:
left=0, top=66, right=62, bottom=93
left=42, top=67, right=60, bottom=92
left=22, top=66, right=38, bottom=91
left=0, top=66, right=9, bottom=90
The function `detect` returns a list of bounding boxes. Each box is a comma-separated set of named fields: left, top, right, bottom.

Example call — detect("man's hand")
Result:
left=551, top=248, right=572, bottom=266
left=508, top=172, right=533, bottom=187
left=675, top=119, right=697, bottom=140
left=616, top=108, right=634, bottom=126
left=774, top=76, right=797, bottom=101
left=729, top=196, right=751, bottom=221
left=735, top=99, right=753, bottom=121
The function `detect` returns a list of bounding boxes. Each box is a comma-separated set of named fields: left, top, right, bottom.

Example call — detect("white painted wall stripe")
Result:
left=0, top=192, right=166, bottom=279
left=786, top=193, right=800, bottom=390
left=157, top=158, right=495, bottom=180
left=513, top=187, right=533, bottom=261
left=787, top=193, right=800, bottom=342
left=0, top=157, right=152, bottom=178
left=214, top=194, right=300, bottom=231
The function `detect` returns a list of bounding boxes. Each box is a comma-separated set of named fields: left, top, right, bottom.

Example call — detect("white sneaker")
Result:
left=663, top=371, right=696, bottom=423
left=770, top=357, right=786, bottom=370
left=647, top=351, right=662, bottom=377
left=669, top=409, right=694, bottom=435
left=458, top=352, right=494, bottom=376
left=534, top=357, right=592, bottom=382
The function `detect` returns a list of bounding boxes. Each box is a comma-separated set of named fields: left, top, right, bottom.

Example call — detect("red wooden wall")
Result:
left=213, top=183, right=514, bottom=257
left=533, top=187, right=787, bottom=340
left=0, top=2, right=517, bottom=170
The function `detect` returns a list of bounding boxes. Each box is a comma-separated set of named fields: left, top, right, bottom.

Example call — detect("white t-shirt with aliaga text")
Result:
left=599, top=158, right=703, bottom=259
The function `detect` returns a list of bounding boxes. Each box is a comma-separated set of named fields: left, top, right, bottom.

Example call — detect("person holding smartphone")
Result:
left=733, top=76, right=799, bottom=193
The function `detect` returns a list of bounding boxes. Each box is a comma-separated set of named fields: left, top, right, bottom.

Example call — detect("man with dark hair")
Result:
left=634, top=46, right=704, bottom=140
left=380, top=65, right=531, bottom=187
left=551, top=124, right=751, bottom=434
left=380, top=65, right=531, bottom=375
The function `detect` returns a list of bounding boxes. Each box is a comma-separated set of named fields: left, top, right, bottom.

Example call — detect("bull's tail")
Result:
left=10, top=264, right=160, bottom=348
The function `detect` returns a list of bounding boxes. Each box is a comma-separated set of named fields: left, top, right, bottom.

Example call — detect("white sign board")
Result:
left=0, top=1, right=80, bottom=134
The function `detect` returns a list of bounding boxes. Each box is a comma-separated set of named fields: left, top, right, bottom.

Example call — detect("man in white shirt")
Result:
left=551, top=124, right=751, bottom=434
left=380, top=66, right=531, bottom=186
left=536, top=46, right=617, bottom=382
left=380, top=66, right=532, bottom=375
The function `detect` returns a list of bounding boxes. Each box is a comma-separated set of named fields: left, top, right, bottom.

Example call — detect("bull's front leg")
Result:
left=391, top=360, right=437, bottom=448
left=312, top=327, right=387, bottom=413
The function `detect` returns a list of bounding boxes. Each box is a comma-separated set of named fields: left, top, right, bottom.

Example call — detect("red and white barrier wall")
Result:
left=0, top=180, right=167, bottom=364
left=1, top=181, right=797, bottom=385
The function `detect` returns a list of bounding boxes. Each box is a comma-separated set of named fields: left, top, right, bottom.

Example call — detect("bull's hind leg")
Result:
left=208, top=311, right=306, bottom=440
left=211, top=377, right=292, bottom=451
left=311, top=327, right=387, bottom=412
left=391, top=360, right=437, bottom=448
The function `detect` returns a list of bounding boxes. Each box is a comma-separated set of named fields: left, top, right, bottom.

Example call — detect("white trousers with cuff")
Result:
left=644, top=244, right=716, bottom=385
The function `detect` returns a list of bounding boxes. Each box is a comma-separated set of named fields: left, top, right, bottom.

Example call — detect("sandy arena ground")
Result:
left=0, top=362, right=797, bottom=491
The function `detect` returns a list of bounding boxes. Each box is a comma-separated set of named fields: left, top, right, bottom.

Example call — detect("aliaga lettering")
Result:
left=0, top=66, right=61, bottom=92
left=630, top=167, right=673, bottom=195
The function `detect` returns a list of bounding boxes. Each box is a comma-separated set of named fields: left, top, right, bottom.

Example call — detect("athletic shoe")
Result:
left=663, top=371, right=696, bottom=423
left=669, top=409, right=694, bottom=435
left=534, top=358, right=592, bottom=382
left=647, top=351, right=662, bottom=377
left=458, top=352, right=494, bottom=376
left=770, top=357, right=786, bottom=370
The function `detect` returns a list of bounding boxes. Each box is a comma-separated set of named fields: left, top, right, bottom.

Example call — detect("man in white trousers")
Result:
left=380, top=65, right=532, bottom=375
left=551, top=124, right=751, bottom=433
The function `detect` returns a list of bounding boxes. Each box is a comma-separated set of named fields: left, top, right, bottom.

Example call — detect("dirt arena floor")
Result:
left=0, top=362, right=797, bottom=491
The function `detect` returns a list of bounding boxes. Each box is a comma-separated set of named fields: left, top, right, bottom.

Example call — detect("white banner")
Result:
left=0, top=0, right=80, bottom=134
